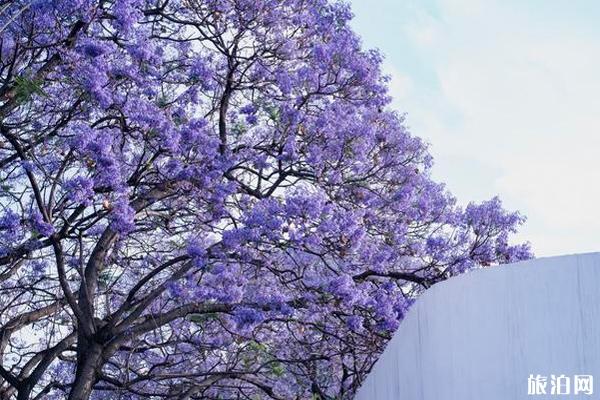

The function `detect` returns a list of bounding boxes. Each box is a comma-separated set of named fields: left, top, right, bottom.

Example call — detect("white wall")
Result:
left=355, top=253, right=600, bottom=400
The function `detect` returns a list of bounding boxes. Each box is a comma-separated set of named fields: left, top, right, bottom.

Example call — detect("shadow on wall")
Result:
left=354, top=253, right=600, bottom=400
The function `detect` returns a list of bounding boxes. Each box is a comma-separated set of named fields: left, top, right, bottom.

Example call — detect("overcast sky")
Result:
left=350, top=0, right=600, bottom=257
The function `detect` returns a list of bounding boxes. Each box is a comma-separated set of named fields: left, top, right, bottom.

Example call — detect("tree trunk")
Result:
left=67, top=339, right=103, bottom=400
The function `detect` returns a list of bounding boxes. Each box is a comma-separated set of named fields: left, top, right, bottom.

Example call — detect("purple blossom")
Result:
left=327, top=275, right=360, bottom=305
left=65, top=176, right=94, bottom=205
left=245, top=114, right=258, bottom=125
left=29, top=211, right=55, bottom=237
left=233, top=307, right=264, bottom=328
left=112, top=0, right=143, bottom=34
left=187, top=238, right=207, bottom=268
left=109, top=197, right=135, bottom=234
left=240, top=104, right=257, bottom=115
left=31, top=260, right=47, bottom=278
left=80, top=41, right=108, bottom=58
left=167, top=281, right=184, bottom=298
left=0, top=210, right=23, bottom=242
left=189, top=56, right=215, bottom=90
left=21, top=160, right=35, bottom=172
left=275, top=70, right=292, bottom=95
left=346, top=315, right=364, bottom=332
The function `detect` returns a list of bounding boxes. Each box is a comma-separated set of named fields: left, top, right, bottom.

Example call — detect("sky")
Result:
left=349, top=0, right=600, bottom=257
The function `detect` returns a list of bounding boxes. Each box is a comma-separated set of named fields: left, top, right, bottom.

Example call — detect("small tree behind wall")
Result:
left=0, top=1, right=532, bottom=399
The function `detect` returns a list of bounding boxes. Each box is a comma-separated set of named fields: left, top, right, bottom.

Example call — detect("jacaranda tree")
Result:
left=0, top=0, right=531, bottom=398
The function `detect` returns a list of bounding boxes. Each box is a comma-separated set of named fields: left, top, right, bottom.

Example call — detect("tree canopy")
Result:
left=0, top=0, right=531, bottom=399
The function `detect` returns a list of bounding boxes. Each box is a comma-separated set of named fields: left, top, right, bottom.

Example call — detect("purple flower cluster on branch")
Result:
left=0, top=0, right=532, bottom=399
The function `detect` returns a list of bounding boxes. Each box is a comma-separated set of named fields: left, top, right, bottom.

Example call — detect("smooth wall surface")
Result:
left=355, top=253, right=600, bottom=400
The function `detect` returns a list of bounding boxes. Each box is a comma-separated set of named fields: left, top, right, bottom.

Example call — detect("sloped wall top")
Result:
left=354, top=253, right=600, bottom=400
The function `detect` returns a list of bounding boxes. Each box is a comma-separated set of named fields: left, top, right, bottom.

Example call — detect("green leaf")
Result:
left=14, top=76, right=48, bottom=103
left=248, top=340, right=267, bottom=353
left=98, top=270, right=112, bottom=289
left=188, top=313, right=218, bottom=325
left=270, top=361, right=285, bottom=377
left=232, top=121, right=247, bottom=135
left=264, top=105, right=280, bottom=122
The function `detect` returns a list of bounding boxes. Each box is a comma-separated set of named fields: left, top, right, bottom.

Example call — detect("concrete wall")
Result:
left=354, top=253, right=600, bottom=400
